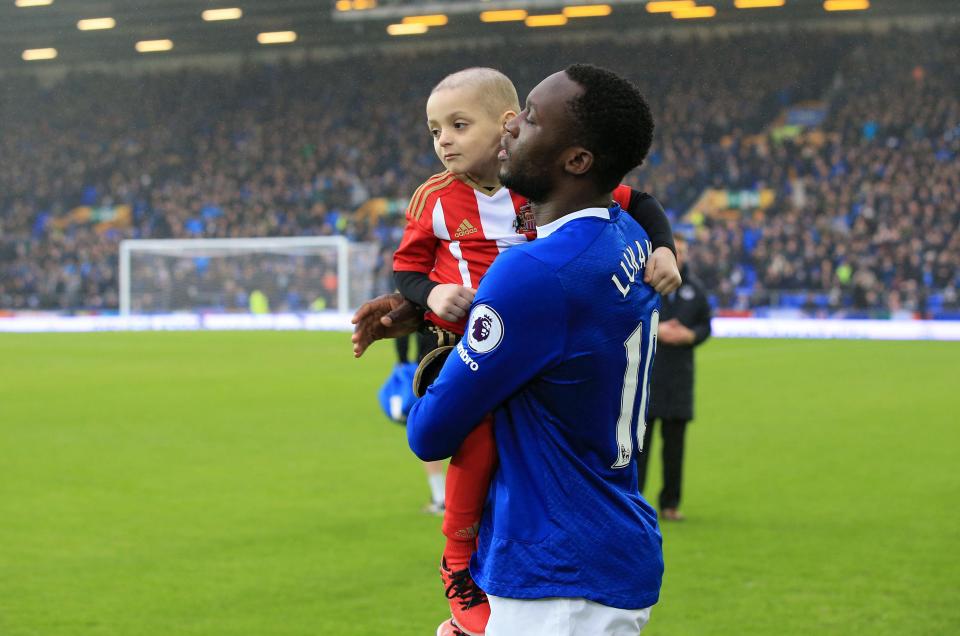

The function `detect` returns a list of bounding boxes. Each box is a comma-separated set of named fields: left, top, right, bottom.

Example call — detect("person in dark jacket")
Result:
left=638, top=235, right=712, bottom=521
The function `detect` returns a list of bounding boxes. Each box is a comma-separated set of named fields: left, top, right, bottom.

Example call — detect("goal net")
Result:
left=118, top=237, right=378, bottom=316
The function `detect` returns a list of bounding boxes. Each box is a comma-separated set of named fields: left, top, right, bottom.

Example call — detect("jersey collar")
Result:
left=536, top=207, right=611, bottom=239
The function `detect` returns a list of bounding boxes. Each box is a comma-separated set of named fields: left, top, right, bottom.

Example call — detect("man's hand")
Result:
left=426, top=284, right=476, bottom=323
left=658, top=318, right=696, bottom=346
left=351, top=293, right=423, bottom=358
left=645, top=246, right=682, bottom=295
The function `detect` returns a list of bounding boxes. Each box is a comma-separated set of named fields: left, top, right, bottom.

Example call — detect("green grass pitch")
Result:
left=1, top=332, right=958, bottom=635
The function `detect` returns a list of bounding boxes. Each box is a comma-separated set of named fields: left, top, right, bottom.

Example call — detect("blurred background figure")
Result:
left=378, top=333, right=446, bottom=514
left=402, top=333, right=448, bottom=515
left=638, top=236, right=712, bottom=521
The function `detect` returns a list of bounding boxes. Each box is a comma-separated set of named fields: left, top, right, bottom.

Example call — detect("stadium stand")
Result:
left=1, top=27, right=957, bottom=317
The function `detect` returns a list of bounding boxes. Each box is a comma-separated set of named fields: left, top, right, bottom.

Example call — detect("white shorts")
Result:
left=485, top=594, right=652, bottom=636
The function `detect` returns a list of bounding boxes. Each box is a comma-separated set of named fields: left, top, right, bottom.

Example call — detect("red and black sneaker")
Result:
left=439, top=557, right=489, bottom=636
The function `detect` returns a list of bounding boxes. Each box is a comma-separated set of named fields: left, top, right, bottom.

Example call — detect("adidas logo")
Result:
left=454, top=218, right=479, bottom=238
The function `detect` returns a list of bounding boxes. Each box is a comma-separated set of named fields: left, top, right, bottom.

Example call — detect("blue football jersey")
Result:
left=407, top=204, right=663, bottom=610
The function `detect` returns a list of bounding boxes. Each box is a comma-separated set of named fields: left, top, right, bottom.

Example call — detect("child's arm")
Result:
left=392, top=185, right=474, bottom=324
left=626, top=190, right=675, bottom=256
left=392, top=187, right=442, bottom=310
left=395, top=270, right=437, bottom=309
left=395, top=271, right=475, bottom=323
left=623, top=189, right=682, bottom=295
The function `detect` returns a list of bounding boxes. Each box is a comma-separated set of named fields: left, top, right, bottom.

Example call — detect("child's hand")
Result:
left=427, top=284, right=476, bottom=322
left=645, top=247, right=682, bottom=294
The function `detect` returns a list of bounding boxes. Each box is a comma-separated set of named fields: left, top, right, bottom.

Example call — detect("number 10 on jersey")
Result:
left=612, top=310, right=659, bottom=469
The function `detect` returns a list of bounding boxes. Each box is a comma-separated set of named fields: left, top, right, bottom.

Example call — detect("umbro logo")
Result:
left=454, top=218, right=479, bottom=238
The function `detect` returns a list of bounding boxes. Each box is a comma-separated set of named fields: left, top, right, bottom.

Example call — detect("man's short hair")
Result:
left=563, top=64, right=654, bottom=192
left=431, top=67, right=521, bottom=117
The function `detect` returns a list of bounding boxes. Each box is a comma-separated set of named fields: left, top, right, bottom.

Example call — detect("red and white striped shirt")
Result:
left=394, top=170, right=631, bottom=333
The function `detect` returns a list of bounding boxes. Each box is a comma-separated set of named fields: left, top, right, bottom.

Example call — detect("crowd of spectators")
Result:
left=0, top=26, right=957, bottom=316
left=648, top=28, right=960, bottom=317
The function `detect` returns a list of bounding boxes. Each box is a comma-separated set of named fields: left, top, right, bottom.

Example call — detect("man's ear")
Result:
left=501, top=110, right=518, bottom=130
left=563, top=146, right=594, bottom=176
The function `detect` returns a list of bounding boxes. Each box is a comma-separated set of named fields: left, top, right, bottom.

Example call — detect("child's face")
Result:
left=426, top=86, right=507, bottom=179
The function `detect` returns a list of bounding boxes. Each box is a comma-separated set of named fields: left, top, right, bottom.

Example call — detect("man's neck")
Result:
left=532, top=187, right=612, bottom=227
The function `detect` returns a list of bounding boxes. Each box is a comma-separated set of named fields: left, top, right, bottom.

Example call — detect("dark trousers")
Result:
left=395, top=334, right=412, bottom=363
left=636, top=418, right=689, bottom=510
left=394, top=333, right=429, bottom=363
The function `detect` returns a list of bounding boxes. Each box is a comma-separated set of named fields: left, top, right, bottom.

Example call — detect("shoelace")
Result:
left=444, top=566, right=488, bottom=610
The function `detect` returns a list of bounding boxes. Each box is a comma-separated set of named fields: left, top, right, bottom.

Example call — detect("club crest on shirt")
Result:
left=514, top=202, right=536, bottom=236
left=467, top=304, right=504, bottom=354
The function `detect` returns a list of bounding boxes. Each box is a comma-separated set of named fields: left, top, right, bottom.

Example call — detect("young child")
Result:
left=392, top=68, right=679, bottom=636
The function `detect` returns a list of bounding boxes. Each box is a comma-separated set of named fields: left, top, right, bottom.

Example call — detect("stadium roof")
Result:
left=2, top=0, right=958, bottom=73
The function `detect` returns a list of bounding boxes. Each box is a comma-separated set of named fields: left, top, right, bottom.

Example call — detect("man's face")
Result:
left=498, top=71, right=582, bottom=203
left=426, top=86, right=506, bottom=177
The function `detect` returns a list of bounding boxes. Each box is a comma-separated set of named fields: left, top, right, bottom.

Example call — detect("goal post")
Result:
left=118, top=236, right=378, bottom=316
